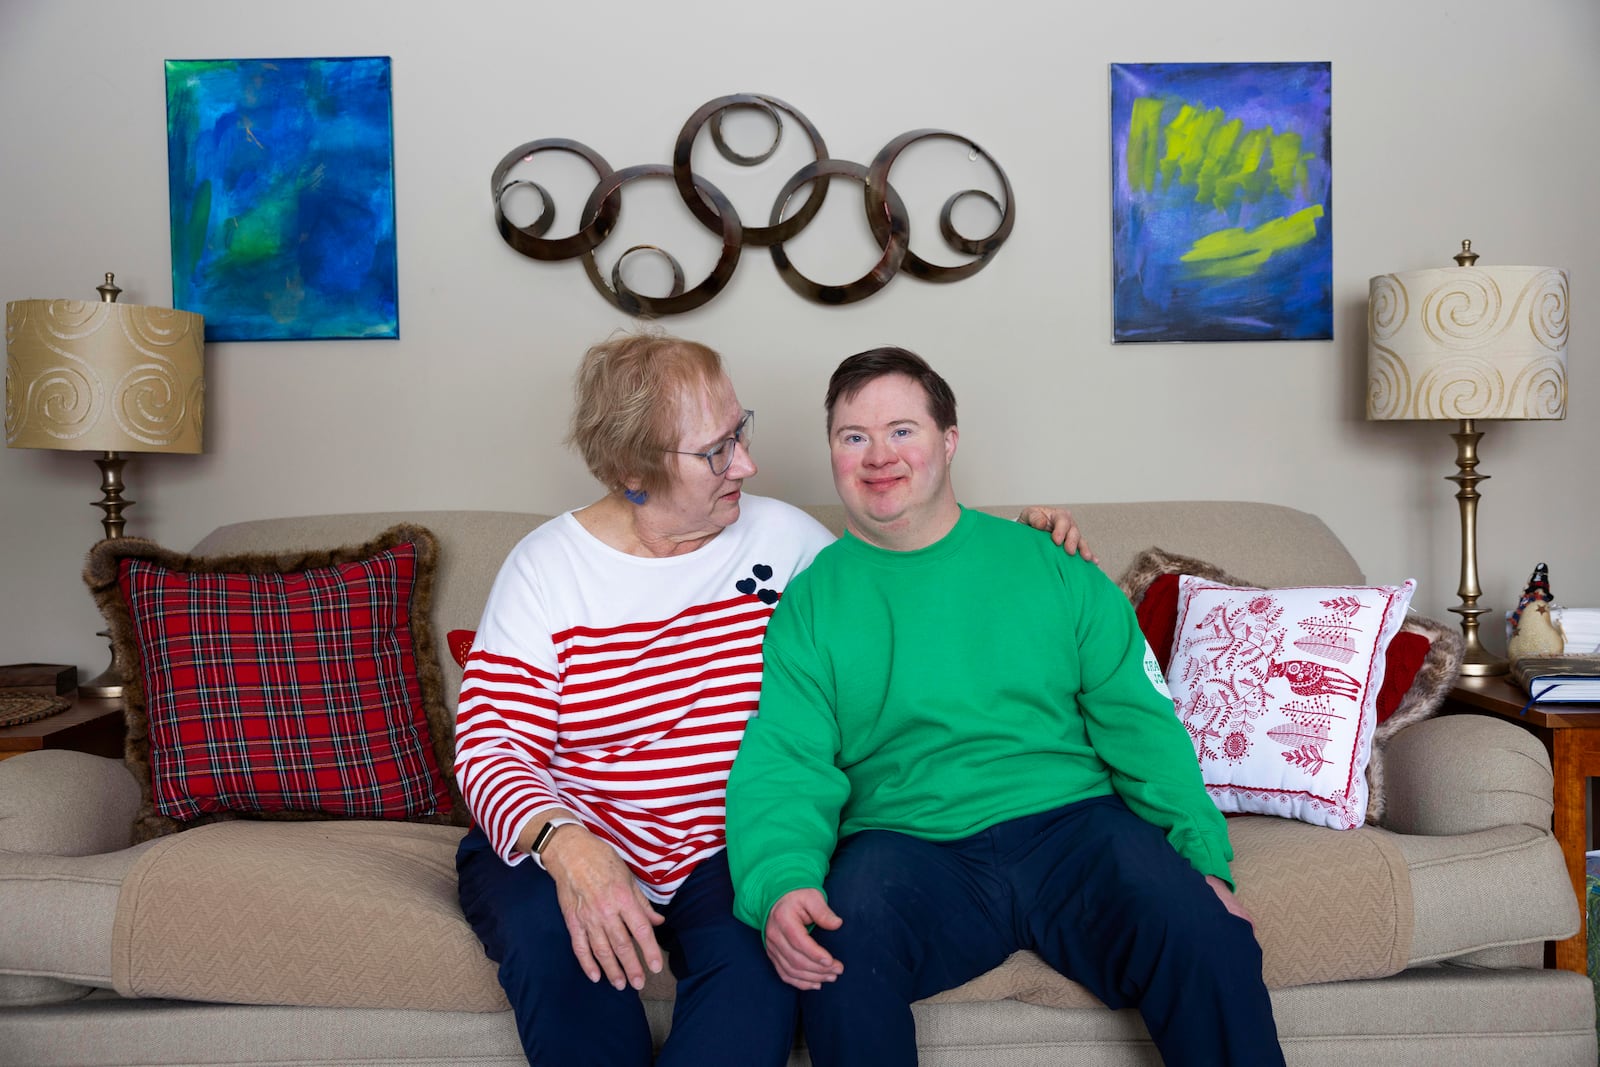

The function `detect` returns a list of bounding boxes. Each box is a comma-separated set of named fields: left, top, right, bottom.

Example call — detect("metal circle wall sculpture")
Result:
left=491, top=94, right=1015, bottom=314
left=768, top=158, right=909, bottom=306
left=866, top=129, right=1015, bottom=283
left=491, top=139, right=620, bottom=262
left=577, top=163, right=742, bottom=317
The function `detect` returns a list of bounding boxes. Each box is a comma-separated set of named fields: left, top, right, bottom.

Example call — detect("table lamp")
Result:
left=1367, top=241, right=1569, bottom=676
left=5, top=273, right=205, bottom=696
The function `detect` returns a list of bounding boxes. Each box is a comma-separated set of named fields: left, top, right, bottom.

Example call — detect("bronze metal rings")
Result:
left=493, top=96, right=1014, bottom=314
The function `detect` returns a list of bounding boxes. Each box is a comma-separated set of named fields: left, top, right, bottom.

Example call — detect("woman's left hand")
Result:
left=542, top=826, right=666, bottom=991
left=1018, top=506, right=1096, bottom=562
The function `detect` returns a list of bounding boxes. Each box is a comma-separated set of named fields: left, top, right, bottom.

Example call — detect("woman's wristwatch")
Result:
left=531, top=817, right=580, bottom=857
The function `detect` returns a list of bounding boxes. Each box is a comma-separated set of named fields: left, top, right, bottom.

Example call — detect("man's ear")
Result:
left=944, top=424, right=959, bottom=464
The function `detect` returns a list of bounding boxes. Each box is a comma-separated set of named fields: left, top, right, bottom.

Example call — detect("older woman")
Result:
left=453, top=331, right=1084, bottom=1066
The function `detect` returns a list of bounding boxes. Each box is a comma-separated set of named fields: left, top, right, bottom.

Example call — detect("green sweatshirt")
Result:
left=726, top=507, right=1233, bottom=930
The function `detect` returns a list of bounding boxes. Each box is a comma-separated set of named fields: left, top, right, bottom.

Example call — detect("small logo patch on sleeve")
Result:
left=1143, top=645, right=1173, bottom=699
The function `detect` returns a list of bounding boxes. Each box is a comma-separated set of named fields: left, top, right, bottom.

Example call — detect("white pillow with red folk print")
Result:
left=1167, top=576, right=1417, bottom=830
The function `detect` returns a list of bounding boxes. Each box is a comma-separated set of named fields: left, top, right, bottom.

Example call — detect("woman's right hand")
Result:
left=542, top=826, right=666, bottom=991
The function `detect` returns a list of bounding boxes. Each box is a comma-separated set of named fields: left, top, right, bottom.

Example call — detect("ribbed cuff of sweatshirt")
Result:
left=734, top=857, right=828, bottom=931
left=1182, top=833, right=1235, bottom=889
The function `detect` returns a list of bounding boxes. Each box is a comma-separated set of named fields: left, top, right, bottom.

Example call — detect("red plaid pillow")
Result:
left=85, top=525, right=456, bottom=841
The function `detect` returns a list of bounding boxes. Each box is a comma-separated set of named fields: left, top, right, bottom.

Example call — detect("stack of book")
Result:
left=1511, top=655, right=1600, bottom=704
left=1554, top=608, right=1600, bottom=655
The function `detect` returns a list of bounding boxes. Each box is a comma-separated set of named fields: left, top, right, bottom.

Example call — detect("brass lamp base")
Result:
left=1446, top=419, right=1508, bottom=677
left=80, top=675, right=125, bottom=699
left=1456, top=657, right=1509, bottom=678
left=79, top=631, right=125, bottom=698
left=80, top=450, right=135, bottom=698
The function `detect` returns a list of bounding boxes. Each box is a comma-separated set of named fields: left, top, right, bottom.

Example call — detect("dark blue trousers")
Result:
left=801, top=796, right=1283, bottom=1067
left=456, top=827, right=796, bottom=1066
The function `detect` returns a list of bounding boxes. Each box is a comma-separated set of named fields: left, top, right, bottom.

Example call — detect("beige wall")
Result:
left=2, top=0, right=1595, bottom=679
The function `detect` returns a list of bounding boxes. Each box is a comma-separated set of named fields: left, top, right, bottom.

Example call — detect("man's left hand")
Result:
left=764, top=888, right=845, bottom=991
left=1206, top=874, right=1257, bottom=929
left=1017, top=506, right=1096, bottom=562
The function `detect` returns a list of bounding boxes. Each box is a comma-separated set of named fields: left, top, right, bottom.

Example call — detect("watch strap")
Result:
left=531, top=817, right=579, bottom=857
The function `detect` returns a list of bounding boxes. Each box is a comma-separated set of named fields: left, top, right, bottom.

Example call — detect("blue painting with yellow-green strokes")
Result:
left=1111, top=62, right=1331, bottom=343
left=165, top=57, right=398, bottom=341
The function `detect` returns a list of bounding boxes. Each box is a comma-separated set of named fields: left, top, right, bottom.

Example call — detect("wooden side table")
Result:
left=1444, top=674, right=1600, bottom=974
left=0, top=692, right=125, bottom=761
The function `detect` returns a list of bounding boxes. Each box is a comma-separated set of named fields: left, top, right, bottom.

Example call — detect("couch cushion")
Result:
left=111, top=820, right=506, bottom=1011
left=107, top=812, right=1412, bottom=1013
left=84, top=526, right=460, bottom=841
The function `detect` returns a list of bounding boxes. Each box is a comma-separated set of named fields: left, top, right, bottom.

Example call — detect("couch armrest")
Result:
left=1380, top=714, right=1552, bottom=836
left=0, top=751, right=138, bottom=856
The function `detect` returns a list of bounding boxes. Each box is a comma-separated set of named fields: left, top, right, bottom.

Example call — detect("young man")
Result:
left=725, top=347, right=1283, bottom=1066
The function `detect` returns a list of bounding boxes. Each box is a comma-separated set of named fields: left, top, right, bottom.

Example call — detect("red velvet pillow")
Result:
left=1136, top=572, right=1430, bottom=724
left=1376, top=632, right=1432, bottom=725
left=85, top=526, right=455, bottom=841
left=1137, top=573, right=1185, bottom=674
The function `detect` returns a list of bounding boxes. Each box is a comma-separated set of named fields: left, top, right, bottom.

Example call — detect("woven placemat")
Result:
left=0, top=693, right=71, bottom=728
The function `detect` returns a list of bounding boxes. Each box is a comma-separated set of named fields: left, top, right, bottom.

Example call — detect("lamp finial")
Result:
left=1453, top=240, right=1479, bottom=267
left=96, top=272, right=122, bottom=303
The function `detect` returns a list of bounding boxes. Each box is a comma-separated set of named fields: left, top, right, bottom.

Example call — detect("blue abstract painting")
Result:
left=166, top=57, right=399, bottom=341
left=1111, top=62, right=1332, bottom=343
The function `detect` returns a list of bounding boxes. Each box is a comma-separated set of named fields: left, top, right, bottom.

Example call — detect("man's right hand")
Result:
left=764, top=888, right=845, bottom=990
left=542, top=827, right=665, bottom=991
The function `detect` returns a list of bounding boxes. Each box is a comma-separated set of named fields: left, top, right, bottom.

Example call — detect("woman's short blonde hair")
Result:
left=566, top=330, right=728, bottom=496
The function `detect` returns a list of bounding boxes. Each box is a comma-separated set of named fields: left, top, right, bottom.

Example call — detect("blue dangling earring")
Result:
left=624, top=487, right=648, bottom=505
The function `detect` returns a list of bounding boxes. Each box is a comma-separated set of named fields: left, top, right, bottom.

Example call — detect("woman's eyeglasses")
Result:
left=666, top=410, right=754, bottom=476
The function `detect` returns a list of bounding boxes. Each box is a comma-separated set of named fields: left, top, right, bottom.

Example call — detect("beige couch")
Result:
left=1, top=501, right=1595, bottom=1066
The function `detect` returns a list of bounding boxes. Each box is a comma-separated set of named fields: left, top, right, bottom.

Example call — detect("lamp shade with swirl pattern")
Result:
left=1366, top=242, right=1569, bottom=678
left=1368, top=261, right=1568, bottom=422
left=6, top=281, right=204, bottom=455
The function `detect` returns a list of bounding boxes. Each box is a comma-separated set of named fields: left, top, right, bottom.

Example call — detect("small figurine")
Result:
left=1508, top=562, right=1553, bottom=633
left=1507, top=563, right=1565, bottom=663
left=1508, top=601, right=1566, bottom=662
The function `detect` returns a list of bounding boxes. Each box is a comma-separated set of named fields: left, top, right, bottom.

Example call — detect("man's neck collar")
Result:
left=845, top=501, right=963, bottom=553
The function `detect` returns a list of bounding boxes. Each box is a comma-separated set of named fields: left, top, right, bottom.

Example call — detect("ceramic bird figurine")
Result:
left=1508, top=600, right=1566, bottom=663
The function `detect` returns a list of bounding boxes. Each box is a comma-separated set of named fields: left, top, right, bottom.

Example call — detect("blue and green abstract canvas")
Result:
left=1111, top=62, right=1332, bottom=343
left=166, top=57, right=399, bottom=341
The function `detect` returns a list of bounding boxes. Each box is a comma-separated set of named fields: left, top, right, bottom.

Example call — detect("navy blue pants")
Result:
left=456, top=827, right=796, bottom=1066
left=801, top=796, right=1283, bottom=1067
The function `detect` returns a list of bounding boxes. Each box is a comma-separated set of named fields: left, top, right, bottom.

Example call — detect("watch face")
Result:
left=535, top=819, right=572, bottom=855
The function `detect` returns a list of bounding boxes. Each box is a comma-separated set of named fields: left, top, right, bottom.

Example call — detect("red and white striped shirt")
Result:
left=454, top=495, right=833, bottom=902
